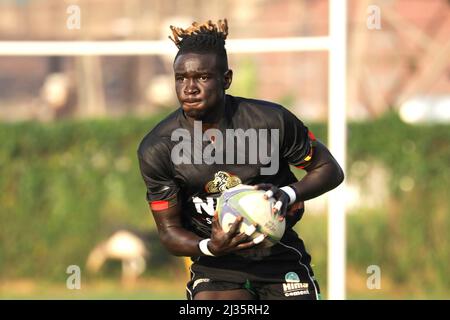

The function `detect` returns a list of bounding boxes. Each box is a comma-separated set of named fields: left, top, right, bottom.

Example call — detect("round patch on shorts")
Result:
left=285, top=272, right=300, bottom=283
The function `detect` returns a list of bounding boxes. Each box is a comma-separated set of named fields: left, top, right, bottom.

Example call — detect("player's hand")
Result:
left=208, top=211, right=264, bottom=256
left=254, top=183, right=290, bottom=221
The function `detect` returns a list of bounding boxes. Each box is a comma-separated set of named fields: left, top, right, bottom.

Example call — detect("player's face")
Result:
left=174, top=53, right=232, bottom=120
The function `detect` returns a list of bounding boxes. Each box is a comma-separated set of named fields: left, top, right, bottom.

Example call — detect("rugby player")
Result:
left=138, top=19, right=344, bottom=300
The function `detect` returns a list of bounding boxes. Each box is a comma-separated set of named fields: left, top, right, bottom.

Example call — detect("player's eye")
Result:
left=175, top=76, right=185, bottom=82
left=199, top=75, right=209, bottom=81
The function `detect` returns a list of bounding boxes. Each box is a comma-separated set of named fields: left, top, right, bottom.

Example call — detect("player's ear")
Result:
left=223, top=69, right=233, bottom=90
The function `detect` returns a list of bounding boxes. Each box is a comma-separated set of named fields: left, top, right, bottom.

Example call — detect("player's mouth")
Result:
left=183, top=99, right=203, bottom=108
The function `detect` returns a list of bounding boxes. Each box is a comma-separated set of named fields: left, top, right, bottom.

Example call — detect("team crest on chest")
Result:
left=205, top=171, right=242, bottom=193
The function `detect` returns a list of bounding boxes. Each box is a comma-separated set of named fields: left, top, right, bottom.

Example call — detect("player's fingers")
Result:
left=211, top=211, right=220, bottom=229
left=244, top=223, right=257, bottom=236
left=236, top=233, right=268, bottom=249
left=252, top=234, right=266, bottom=245
left=275, top=206, right=287, bottom=221
left=264, top=189, right=274, bottom=199
left=227, top=215, right=243, bottom=236
left=232, top=232, right=251, bottom=244
left=263, top=186, right=278, bottom=200
left=278, top=205, right=288, bottom=221
left=272, top=200, right=283, bottom=214
left=254, top=183, right=272, bottom=191
left=235, top=240, right=257, bottom=250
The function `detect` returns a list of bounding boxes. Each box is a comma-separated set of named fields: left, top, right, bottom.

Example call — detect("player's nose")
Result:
left=184, top=79, right=199, bottom=95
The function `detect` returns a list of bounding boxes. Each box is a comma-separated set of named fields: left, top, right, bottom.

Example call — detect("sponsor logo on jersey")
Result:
left=282, top=282, right=310, bottom=297
left=205, top=171, right=242, bottom=193
left=191, top=172, right=242, bottom=225
left=283, top=272, right=309, bottom=297
left=285, top=271, right=300, bottom=283
left=192, top=196, right=217, bottom=218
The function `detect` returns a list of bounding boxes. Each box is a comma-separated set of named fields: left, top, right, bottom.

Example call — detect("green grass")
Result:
left=2, top=276, right=448, bottom=300
left=0, top=278, right=186, bottom=300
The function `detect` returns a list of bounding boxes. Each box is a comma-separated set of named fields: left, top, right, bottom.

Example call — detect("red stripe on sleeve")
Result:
left=308, top=130, right=316, bottom=141
left=150, top=200, right=169, bottom=211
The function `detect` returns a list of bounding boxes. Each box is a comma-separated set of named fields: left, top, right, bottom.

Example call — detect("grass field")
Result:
left=0, top=278, right=186, bottom=300
left=2, top=272, right=448, bottom=300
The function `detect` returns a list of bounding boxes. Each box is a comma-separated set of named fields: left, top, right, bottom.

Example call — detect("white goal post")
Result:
left=0, top=0, right=347, bottom=299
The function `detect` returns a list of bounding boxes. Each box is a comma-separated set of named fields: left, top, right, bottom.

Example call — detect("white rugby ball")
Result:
left=217, top=185, right=286, bottom=247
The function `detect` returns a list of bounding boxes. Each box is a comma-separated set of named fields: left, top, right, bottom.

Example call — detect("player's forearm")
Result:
left=291, top=160, right=344, bottom=201
left=158, top=226, right=204, bottom=257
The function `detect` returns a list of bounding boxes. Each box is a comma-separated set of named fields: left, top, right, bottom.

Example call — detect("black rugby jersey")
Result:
left=137, top=94, right=315, bottom=240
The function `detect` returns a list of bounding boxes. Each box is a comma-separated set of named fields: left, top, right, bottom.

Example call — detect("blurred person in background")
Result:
left=35, top=72, right=76, bottom=121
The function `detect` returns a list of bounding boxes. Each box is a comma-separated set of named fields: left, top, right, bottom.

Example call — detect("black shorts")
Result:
left=186, top=231, right=321, bottom=300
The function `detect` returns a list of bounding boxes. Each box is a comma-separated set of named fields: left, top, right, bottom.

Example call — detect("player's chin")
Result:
left=183, top=104, right=207, bottom=119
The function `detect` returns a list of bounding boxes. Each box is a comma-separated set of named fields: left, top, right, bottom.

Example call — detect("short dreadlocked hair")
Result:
left=169, top=19, right=229, bottom=72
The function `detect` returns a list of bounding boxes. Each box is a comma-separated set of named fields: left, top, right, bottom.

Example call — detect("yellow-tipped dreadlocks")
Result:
left=169, top=19, right=228, bottom=49
left=169, top=19, right=230, bottom=72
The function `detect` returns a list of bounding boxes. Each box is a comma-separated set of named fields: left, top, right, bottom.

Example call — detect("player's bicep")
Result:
left=151, top=202, right=184, bottom=233
left=303, top=140, right=342, bottom=174
left=138, top=145, right=181, bottom=206
left=150, top=202, right=202, bottom=256
left=280, top=108, right=317, bottom=168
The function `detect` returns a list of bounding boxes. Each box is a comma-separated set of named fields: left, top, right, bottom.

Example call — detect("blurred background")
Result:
left=0, top=0, right=449, bottom=299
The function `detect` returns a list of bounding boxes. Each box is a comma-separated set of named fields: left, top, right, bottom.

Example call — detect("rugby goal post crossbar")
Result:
left=0, top=0, right=347, bottom=300
left=0, top=37, right=330, bottom=56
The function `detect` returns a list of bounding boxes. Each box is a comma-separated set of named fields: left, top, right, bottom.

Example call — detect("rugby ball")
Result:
left=216, top=185, right=286, bottom=248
